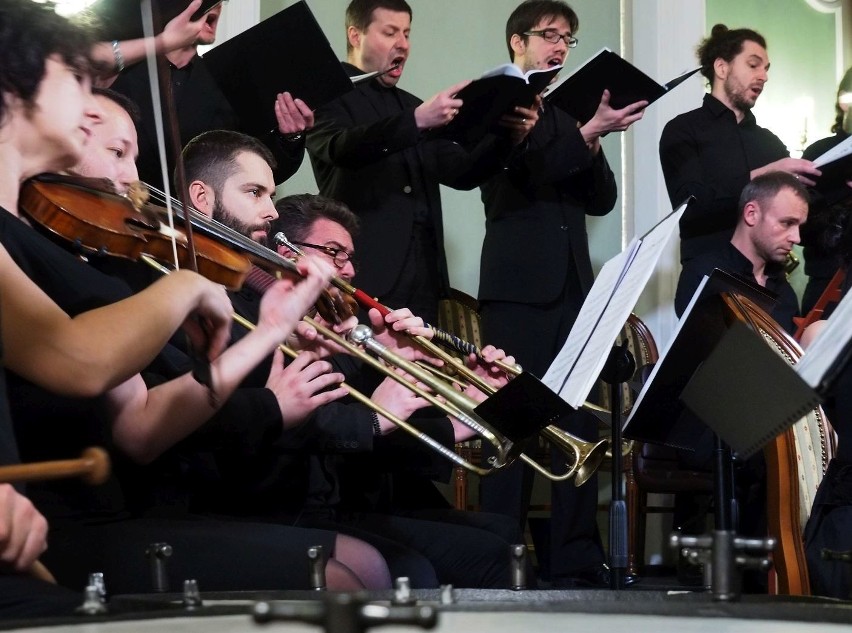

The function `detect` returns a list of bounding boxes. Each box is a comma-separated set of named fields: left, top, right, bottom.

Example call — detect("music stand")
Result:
left=624, top=285, right=820, bottom=533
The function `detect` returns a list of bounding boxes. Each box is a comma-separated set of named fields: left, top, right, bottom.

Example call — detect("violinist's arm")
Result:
left=91, top=0, right=205, bottom=86
left=106, top=258, right=335, bottom=464
left=0, top=245, right=231, bottom=397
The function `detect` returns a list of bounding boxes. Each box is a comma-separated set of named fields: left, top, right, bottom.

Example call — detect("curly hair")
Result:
left=696, top=24, right=766, bottom=85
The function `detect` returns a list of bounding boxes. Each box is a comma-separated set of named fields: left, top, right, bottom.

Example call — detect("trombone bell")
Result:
left=540, top=426, right=608, bottom=486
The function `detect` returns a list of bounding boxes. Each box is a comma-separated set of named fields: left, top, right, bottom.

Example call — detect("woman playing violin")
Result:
left=0, top=0, right=388, bottom=605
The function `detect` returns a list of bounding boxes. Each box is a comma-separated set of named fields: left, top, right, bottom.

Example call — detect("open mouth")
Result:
left=389, top=56, right=406, bottom=74
left=547, top=56, right=563, bottom=68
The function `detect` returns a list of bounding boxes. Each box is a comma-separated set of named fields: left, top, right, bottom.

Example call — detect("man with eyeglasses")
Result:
left=175, top=179, right=532, bottom=589
left=307, top=0, right=538, bottom=327
left=477, top=0, right=646, bottom=589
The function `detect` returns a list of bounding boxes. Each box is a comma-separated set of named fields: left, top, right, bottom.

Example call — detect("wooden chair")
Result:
left=437, top=291, right=658, bottom=576
left=436, top=289, right=484, bottom=511
left=591, top=314, right=660, bottom=576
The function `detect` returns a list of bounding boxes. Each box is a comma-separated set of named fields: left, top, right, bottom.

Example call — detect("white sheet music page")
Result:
left=542, top=201, right=686, bottom=408
left=796, top=284, right=852, bottom=389
left=541, top=239, right=639, bottom=396
left=812, top=134, right=852, bottom=168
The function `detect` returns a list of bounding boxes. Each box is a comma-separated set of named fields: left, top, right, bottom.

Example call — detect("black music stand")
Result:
left=624, top=292, right=819, bottom=535
left=599, top=342, right=635, bottom=589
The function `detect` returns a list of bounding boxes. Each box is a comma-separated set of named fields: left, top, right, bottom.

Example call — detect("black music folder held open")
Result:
left=203, top=0, right=352, bottom=139
left=88, top=0, right=224, bottom=41
left=543, top=47, right=701, bottom=124
left=433, top=63, right=561, bottom=145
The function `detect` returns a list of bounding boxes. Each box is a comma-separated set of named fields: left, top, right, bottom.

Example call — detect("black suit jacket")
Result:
left=479, top=105, right=616, bottom=305
left=307, top=64, right=515, bottom=299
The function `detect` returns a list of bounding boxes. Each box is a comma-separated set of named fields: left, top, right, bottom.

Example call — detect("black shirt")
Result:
left=800, top=131, right=851, bottom=279
left=674, top=240, right=799, bottom=334
left=111, top=55, right=304, bottom=189
left=660, top=94, right=789, bottom=262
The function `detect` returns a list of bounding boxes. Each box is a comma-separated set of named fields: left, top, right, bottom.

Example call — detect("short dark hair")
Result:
left=0, top=0, right=99, bottom=126
left=92, top=87, right=141, bottom=127
left=738, top=171, right=809, bottom=218
left=345, top=0, right=412, bottom=54
left=181, top=130, right=276, bottom=195
left=505, top=0, right=578, bottom=61
left=697, top=24, right=767, bottom=85
left=271, top=194, right=360, bottom=245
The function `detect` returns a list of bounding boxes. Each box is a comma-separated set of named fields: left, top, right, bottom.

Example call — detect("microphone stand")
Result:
left=599, top=341, right=635, bottom=590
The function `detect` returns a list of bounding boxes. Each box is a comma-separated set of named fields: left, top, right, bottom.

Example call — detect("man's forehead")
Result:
left=533, top=15, right=571, bottom=31
left=229, top=151, right=274, bottom=186
left=366, top=8, right=411, bottom=29
left=307, top=218, right=353, bottom=245
left=736, top=40, right=768, bottom=63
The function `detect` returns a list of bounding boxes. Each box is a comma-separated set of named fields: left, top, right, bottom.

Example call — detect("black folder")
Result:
left=473, top=371, right=573, bottom=444
left=203, top=1, right=352, bottom=139
left=434, top=64, right=560, bottom=145
left=88, top=0, right=224, bottom=42
left=544, top=47, right=701, bottom=124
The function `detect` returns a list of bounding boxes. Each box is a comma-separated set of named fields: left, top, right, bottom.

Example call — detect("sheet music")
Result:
left=542, top=202, right=686, bottom=408
left=812, top=134, right=852, bottom=168
left=557, top=207, right=684, bottom=407
left=541, top=239, right=639, bottom=395
left=796, top=284, right=852, bottom=388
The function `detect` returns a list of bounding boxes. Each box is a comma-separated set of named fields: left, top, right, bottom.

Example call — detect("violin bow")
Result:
left=140, top=0, right=214, bottom=392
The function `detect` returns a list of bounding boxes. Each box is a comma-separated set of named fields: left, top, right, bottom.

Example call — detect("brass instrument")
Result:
left=333, top=322, right=607, bottom=485
left=230, top=313, right=502, bottom=477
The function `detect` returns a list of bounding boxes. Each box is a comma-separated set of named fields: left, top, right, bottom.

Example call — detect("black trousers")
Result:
left=0, top=576, right=79, bottom=620
left=479, top=294, right=604, bottom=579
left=296, top=507, right=527, bottom=589
left=42, top=516, right=336, bottom=594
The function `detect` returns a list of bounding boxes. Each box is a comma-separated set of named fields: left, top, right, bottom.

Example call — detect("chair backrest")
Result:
left=721, top=293, right=835, bottom=595
left=596, top=313, right=660, bottom=412
left=437, top=289, right=483, bottom=356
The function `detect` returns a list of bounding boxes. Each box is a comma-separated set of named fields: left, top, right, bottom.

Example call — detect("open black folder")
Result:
left=543, top=47, right=700, bottom=124
left=433, top=64, right=560, bottom=145
left=203, top=1, right=352, bottom=139
left=88, top=0, right=224, bottom=41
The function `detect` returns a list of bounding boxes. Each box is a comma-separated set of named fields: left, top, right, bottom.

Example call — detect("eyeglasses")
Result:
left=292, top=241, right=357, bottom=271
left=523, top=29, right=578, bottom=48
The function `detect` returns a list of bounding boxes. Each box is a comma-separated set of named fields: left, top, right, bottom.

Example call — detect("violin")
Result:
left=18, top=174, right=357, bottom=324
left=140, top=182, right=358, bottom=323
left=20, top=173, right=251, bottom=289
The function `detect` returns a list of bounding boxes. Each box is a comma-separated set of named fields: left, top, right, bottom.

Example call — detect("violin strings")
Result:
left=142, top=183, right=300, bottom=274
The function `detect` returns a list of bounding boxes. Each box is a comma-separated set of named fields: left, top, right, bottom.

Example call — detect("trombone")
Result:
left=304, top=317, right=607, bottom=486
left=273, top=234, right=609, bottom=485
